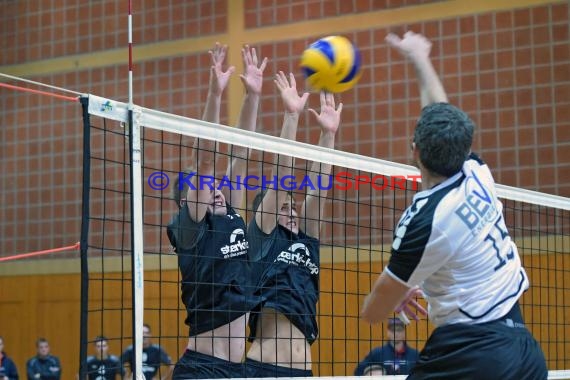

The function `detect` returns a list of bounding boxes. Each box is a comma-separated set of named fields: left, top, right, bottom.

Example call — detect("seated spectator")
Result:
left=0, top=336, right=19, bottom=380
left=354, top=318, right=419, bottom=376
left=121, top=324, right=171, bottom=380
left=86, top=336, right=124, bottom=380
left=27, top=338, right=61, bottom=380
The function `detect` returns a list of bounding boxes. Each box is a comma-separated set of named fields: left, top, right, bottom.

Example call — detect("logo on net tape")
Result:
left=100, top=100, right=113, bottom=112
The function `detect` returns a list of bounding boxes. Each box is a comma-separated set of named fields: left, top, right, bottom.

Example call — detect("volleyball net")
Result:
left=80, top=93, right=570, bottom=379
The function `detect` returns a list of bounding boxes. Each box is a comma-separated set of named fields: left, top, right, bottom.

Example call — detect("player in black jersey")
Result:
left=361, top=31, right=547, bottom=380
left=245, top=72, right=342, bottom=377
left=167, top=43, right=267, bottom=379
left=121, top=324, right=171, bottom=380
left=85, top=336, right=124, bottom=380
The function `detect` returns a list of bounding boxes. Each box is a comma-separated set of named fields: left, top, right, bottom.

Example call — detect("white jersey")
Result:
left=386, top=154, right=529, bottom=327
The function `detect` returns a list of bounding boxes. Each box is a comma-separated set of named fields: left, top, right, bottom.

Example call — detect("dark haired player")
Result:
left=121, top=324, right=171, bottom=380
left=85, top=336, right=124, bottom=380
left=166, top=43, right=267, bottom=379
left=361, top=31, right=547, bottom=380
left=245, top=72, right=342, bottom=377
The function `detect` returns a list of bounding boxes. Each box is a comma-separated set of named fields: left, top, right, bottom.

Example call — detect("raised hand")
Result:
left=394, top=286, right=427, bottom=324
left=209, top=42, right=235, bottom=96
left=240, top=45, right=268, bottom=95
left=274, top=71, right=309, bottom=115
left=385, top=31, right=432, bottom=60
left=309, top=91, right=342, bottom=135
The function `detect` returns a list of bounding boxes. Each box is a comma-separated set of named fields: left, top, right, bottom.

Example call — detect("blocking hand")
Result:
left=274, top=71, right=309, bottom=114
left=208, top=42, right=235, bottom=96
left=309, top=91, right=342, bottom=135
left=240, top=45, right=268, bottom=95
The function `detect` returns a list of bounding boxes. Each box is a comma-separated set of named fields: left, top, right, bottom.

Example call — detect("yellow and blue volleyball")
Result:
left=300, top=35, right=362, bottom=93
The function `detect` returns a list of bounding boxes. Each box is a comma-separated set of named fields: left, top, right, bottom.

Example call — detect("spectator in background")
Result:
left=121, top=324, right=171, bottom=380
left=0, top=336, right=19, bottom=380
left=354, top=318, right=419, bottom=376
left=26, top=338, right=61, bottom=380
left=86, top=336, right=124, bottom=380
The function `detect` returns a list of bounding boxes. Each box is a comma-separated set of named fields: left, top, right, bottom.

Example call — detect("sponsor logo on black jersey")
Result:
left=276, top=242, right=319, bottom=274
left=220, top=228, right=249, bottom=258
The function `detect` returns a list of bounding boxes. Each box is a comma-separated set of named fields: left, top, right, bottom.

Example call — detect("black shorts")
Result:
left=244, top=358, right=313, bottom=378
left=408, top=303, right=547, bottom=380
left=172, top=349, right=245, bottom=379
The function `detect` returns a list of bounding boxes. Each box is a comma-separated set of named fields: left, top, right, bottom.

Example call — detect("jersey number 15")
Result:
left=485, top=217, right=515, bottom=271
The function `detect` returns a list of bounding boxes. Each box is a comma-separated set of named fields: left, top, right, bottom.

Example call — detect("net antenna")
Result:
left=127, top=1, right=145, bottom=379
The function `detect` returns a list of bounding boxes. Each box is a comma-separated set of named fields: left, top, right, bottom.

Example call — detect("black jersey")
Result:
left=121, top=344, right=171, bottom=380
left=247, top=219, right=320, bottom=344
left=167, top=203, right=258, bottom=335
left=86, top=355, right=124, bottom=380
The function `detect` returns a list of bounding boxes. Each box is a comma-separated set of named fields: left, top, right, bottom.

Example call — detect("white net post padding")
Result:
left=130, top=106, right=145, bottom=380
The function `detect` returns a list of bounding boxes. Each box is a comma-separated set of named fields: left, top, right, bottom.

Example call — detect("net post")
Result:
left=79, top=95, right=91, bottom=380
left=129, top=105, right=145, bottom=380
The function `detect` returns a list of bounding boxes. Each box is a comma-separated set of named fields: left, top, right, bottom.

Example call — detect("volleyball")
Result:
left=300, top=35, right=362, bottom=93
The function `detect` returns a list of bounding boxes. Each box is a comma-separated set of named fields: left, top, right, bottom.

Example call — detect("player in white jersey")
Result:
left=361, top=31, right=547, bottom=380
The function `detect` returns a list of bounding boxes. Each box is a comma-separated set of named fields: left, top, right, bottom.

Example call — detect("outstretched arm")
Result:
left=202, top=43, right=235, bottom=123
left=299, top=92, right=342, bottom=238
left=186, top=43, right=234, bottom=222
left=386, top=31, right=448, bottom=107
left=361, top=271, right=411, bottom=324
left=222, top=45, right=268, bottom=209
left=255, top=72, right=309, bottom=234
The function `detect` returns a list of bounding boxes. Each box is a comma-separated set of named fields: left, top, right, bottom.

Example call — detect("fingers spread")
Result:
left=289, top=72, right=296, bottom=88
left=325, top=92, right=335, bottom=107
left=251, top=47, right=258, bottom=65
left=242, top=47, right=250, bottom=66
left=398, top=311, right=411, bottom=325
left=274, top=71, right=287, bottom=89
left=259, top=57, right=268, bottom=71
